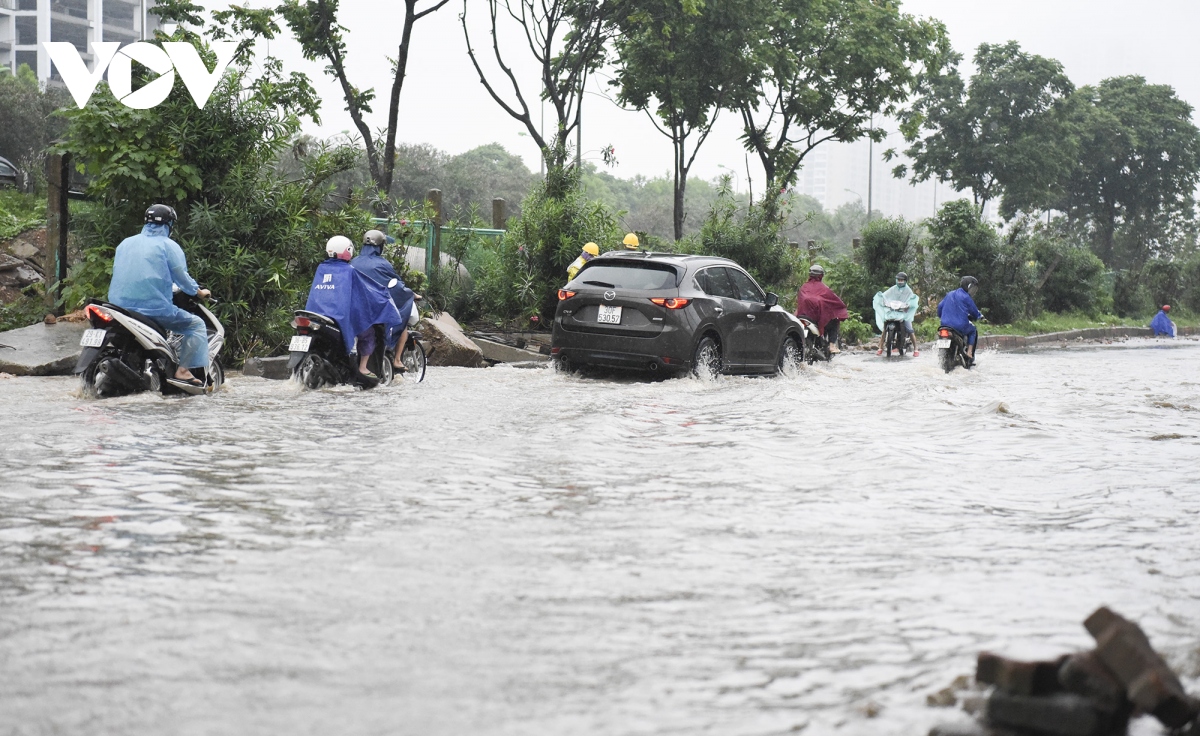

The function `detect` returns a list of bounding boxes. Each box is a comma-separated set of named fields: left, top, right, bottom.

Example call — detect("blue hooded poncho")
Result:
left=304, top=259, right=404, bottom=355
left=351, top=243, right=415, bottom=325
left=108, top=223, right=199, bottom=317
left=1151, top=310, right=1176, bottom=337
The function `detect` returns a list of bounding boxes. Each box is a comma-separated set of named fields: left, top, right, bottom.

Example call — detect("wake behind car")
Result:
left=552, top=252, right=806, bottom=377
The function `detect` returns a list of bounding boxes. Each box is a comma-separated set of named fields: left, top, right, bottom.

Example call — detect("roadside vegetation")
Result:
left=2, top=0, right=1199, bottom=358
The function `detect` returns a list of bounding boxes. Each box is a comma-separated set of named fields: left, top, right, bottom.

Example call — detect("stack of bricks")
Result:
left=932, top=607, right=1199, bottom=736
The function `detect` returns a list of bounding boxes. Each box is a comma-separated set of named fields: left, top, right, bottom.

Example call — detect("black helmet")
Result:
left=960, top=275, right=979, bottom=291
left=896, top=272, right=908, bottom=282
left=144, top=204, right=177, bottom=226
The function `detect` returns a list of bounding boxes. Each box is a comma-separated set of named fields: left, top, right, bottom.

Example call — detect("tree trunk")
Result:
left=673, top=126, right=688, bottom=241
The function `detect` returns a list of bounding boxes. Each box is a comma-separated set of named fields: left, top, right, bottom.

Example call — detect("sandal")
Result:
left=170, top=376, right=204, bottom=388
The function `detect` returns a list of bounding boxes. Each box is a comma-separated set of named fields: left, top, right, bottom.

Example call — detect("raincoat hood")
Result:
left=796, top=279, right=849, bottom=332
left=873, top=283, right=919, bottom=330
left=305, top=259, right=404, bottom=355
left=1151, top=309, right=1176, bottom=337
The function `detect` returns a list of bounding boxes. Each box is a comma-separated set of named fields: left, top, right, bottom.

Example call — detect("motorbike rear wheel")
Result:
left=398, top=339, right=426, bottom=383
left=295, top=353, right=324, bottom=389
left=939, top=347, right=955, bottom=373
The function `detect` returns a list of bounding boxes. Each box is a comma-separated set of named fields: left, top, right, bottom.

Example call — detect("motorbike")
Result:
left=881, top=300, right=913, bottom=358
left=75, top=291, right=225, bottom=398
left=288, top=286, right=426, bottom=389
left=936, top=325, right=973, bottom=373
left=796, top=315, right=835, bottom=364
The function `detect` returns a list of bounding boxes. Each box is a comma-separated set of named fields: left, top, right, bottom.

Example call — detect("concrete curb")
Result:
left=975, top=325, right=1198, bottom=352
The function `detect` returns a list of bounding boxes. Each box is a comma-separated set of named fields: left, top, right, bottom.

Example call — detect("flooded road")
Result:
left=1, top=340, right=1198, bottom=735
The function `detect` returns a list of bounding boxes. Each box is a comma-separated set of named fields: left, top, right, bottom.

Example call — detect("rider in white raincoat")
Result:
left=873, top=272, right=920, bottom=356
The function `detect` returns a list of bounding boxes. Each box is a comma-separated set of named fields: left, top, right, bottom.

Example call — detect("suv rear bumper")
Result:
left=552, top=323, right=693, bottom=373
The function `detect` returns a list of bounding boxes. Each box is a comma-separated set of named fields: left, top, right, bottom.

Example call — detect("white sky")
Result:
left=224, top=0, right=1200, bottom=192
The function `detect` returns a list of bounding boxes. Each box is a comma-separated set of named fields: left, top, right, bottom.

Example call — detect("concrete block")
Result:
left=0, top=321, right=87, bottom=376
left=244, top=356, right=292, bottom=380
left=470, top=337, right=548, bottom=364
left=985, top=691, right=1116, bottom=736
left=976, top=652, right=1065, bottom=696
left=1058, top=650, right=1127, bottom=708
left=1085, top=606, right=1200, bottom=728
left=419, top=313, right=485, bottom=368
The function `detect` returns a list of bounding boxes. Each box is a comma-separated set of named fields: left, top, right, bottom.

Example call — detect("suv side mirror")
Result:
left=764, top=292, right=779, bottom=308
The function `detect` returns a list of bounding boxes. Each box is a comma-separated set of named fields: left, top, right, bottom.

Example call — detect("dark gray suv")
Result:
left=551, top=252, right=806, bottom=377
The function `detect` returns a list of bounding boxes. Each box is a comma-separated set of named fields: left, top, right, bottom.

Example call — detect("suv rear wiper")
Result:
left=582, top=280, right=616, bottom=288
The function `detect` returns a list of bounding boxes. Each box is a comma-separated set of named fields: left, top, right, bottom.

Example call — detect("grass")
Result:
left=979, top=310, right=1199, bottom=336
left=0, top=189, right=44, bottom=241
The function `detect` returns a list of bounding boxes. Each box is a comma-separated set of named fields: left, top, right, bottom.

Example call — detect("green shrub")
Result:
left=1112, top=270, right=1151, bottom=317
left=824, top=257, right=875, bottom=331
left=928, top=199, right=1030, bottom=323
left=838, top=314, right=874, bottom=345
left=696, top=181, right=795, bottom=288
left=0, top=285, right=47, bottom=331
left=1141, top=258, right=1184, bottom=308
left=0, top=190, right=43, bottom=240
left=859, top=216, right=914, bottom=286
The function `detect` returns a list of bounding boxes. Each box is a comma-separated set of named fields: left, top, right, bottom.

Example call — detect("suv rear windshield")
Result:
left=576, top=263, right=679, bottom=291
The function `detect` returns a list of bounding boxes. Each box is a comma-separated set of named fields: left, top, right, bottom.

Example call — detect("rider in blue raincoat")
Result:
left=108, top=204, right=210, bottom=386
left=937, top=276, right=983, bottom=365
left=305, top=236, right=404, bottom=379
left=873, top=271, right=920, bottom=356
left=1151, top=305, right=1177, bottom=337
left=351, top=230, right=417, bottom=372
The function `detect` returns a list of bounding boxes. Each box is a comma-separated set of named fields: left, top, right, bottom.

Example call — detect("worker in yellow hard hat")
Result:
left=623, top=233, right=640, bottom=250
left=567, top=242, right=600, bottom=282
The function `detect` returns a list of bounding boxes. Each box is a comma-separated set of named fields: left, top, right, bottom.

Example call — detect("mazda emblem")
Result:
left=603, top=290, right=616, bottom=301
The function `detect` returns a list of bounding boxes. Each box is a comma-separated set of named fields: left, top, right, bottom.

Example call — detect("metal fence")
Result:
left=370, top=218, right=505, bottom=274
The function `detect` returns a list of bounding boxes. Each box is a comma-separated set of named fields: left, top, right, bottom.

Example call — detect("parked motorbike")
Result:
left=936, top=325, right=972, bottom=373
left=882, top=300, right=912, bottom=358
left=75, top=291, right=224, bottom=398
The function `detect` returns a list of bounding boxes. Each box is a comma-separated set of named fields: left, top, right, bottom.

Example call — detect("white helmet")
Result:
left=326, top=235, right=353, bottom=261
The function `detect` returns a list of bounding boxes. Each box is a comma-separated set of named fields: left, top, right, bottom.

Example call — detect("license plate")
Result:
left=289, top=335, right=313, bottom=352
left=597, top=305, right=622, bottom=324
left=80, top=329, right=106, bottom=348
left=936, top=338, right=951, bottom=349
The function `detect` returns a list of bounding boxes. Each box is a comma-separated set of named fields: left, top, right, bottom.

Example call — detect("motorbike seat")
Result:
left=94, top=301, right=169, bottom=338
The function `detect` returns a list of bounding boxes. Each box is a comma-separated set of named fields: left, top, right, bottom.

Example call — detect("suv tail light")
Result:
left=650, top=297, right=690, bottom=309
left=558, top=289, right=576, bottom=301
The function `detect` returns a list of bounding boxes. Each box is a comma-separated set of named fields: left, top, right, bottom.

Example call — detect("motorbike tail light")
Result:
left=292, top=316, right=311, bottom=328
left=938, top=328, right=950, bottom=338
left=85, top=304, right=113, bottom=322
left=650, top=298, right=690, bottom=309
left=558, top=290, right=576, bottom=301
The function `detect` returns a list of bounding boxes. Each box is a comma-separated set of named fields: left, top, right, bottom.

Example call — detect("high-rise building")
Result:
left=0, top=0, right=159, bottom=83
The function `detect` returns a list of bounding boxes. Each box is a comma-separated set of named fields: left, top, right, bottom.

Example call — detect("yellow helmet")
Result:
left=583, top=242, right=599, bottom=256
left=623, top=233, right=639, bottom=249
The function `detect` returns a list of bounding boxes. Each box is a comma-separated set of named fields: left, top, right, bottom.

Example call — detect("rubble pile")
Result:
left=932, top=607, right=1199, bottom=736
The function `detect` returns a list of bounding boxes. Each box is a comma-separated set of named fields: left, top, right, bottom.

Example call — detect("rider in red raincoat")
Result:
left=795, top=264, right=849, bottom=352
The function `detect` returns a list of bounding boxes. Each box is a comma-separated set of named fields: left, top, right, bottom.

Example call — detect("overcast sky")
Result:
left=225, top=0, right=1200, bottom=190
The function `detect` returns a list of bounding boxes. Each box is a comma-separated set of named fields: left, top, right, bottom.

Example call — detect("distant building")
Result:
left=794, top=130, right=944, bottom=223
left=0, top=0, right=159, bottom=82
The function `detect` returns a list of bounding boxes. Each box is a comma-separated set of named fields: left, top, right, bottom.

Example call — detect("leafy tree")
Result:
left=0, top=63, right=71, bottom=192
left=56, top=28, right=367, bottom=361
left=894, top=41, right=1077, bottom=220
left=858, top=216, right=914, bottom=289
left=609, top=0, right=753, bottom=240
left=462, top=0, right=610, bottom=178
left=927, top=199, right=1031, bottom=322
left=273, top=0, right=450, bottom=205
left=693, top=177, right=795, bottom=288
left=1059, top=76, right=1200, bottom=269
left=738, top=0, right=948, bottom=213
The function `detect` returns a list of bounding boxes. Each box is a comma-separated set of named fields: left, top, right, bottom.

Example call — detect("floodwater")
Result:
left=1, top=340, right=1198, bottom=736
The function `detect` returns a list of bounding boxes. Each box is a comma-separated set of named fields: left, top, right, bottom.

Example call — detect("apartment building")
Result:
left=0, top=0, right=158, bottom=82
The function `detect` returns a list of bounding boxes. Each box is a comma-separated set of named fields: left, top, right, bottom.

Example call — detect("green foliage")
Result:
left=838, top=314, right=874, bottom=345
left=0, top=63, right=71, bottom=194
left=896, top=41, right=1076, bottom=218
left=740, top=0, right=950, bottom=193
left=695, top=178, right=795, bottom=288
left=1111, top=270, right=1150, bottom=318
left=0, top=190, right=44, bottom=240
left=0, top=286, right=47, bottom=332
left=1062, top=77, right=1200, bottom=268
left=927, top=199, right=1029, bottom=323
left=1183, top=256, right=1200, bottom=313
left=478, top=164, right=621, bottom=323
left=1141, top=259, right=1184, bottom=309
left=55, top=31, right=366, bottom=363
left=1021, top=221, right=1108, bottom=314
left=824, top=257, right=874, bottom=330
left=858, top=216, right=914, bottom=287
